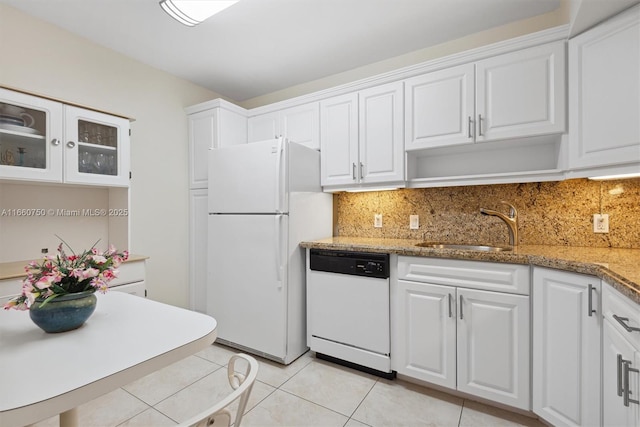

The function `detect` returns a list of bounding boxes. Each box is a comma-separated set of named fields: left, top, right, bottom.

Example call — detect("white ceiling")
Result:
left=1, top=0, right=562, bottom=102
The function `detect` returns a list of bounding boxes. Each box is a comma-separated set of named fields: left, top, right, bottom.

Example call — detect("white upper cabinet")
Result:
left=358, top=82, right=404, bottom=185
left=568, top=5, right=640, bottom=175
left=476, top=41, right=566, bottom=142
left=187, top=100, right=247, bottom=189
left=0, top=88, right=130, bottom=187
left=405, top=41, right=565, bottom=151
left=64, top=106, right=130, bottom=187
left=248, top=102, right=320, bottom=150
left=0, top=89, right=63, bottom=183
left=247, top=111, right=278, bottom=142
left=321, top=81, right=404, bottom=189
left=320, top=93, right=358, bottom=187
left=405, top=64, right=475, bottom=149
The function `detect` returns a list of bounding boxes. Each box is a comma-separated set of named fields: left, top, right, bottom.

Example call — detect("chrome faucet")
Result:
left=480, top=201, right=519, bottom=246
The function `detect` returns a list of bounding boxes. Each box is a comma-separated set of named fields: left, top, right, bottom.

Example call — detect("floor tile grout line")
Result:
left=344, top=377, right=380, bottom=427
left=458, top=398, right=466, bottom=427
left=277, top=387, right=355, bottom=421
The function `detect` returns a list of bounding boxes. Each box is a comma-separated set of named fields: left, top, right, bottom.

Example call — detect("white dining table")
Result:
left=0, top=292, right=218, bottom=427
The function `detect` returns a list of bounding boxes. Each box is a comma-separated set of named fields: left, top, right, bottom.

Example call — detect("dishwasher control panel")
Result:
left=309, top=249, right=389, bottom=279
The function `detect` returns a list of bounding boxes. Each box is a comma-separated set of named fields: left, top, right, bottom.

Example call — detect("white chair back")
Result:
left=179, top=353, right=259, bottom=427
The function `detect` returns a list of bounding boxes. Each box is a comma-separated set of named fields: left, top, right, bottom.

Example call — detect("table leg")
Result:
left=59, top=407, right=79, bottom=427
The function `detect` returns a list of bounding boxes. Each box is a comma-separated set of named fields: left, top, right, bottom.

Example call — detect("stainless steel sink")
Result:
left=415, top=242, right=512, bottom=252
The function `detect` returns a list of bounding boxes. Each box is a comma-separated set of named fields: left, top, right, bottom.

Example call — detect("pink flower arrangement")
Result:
left=4, top=239, right=129, bottom=311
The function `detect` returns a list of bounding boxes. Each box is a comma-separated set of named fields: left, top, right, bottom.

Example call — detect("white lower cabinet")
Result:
left=189, top=188, right=208, bottom=313
left=602, top=282, right=640, bottom=426
left=107, top=257, right=147, bottom=297
left=392, top=257, right=530, bottom=410
left=532, top=267, right=601, bottom=427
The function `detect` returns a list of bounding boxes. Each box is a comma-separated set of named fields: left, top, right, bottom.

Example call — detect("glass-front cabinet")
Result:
left=64, top=106, right=129, bottom=186
left=0, top=89, right=63, bottom=182
left=0, top=88, right=130, bottom=187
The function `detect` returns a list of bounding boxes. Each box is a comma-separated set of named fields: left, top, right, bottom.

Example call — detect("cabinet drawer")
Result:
left=110, top=281, right=146, bottom=298
left=603, top=281, right=640, bottom=350
left=108, top=260, right=145, bottom=288
left=397, top=256, right=530, bottom=295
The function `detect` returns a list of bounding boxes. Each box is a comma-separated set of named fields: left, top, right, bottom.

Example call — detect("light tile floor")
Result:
left=33, top=343, right=546, bottom=427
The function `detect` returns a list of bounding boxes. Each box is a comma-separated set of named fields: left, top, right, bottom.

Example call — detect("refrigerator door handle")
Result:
left=275, top=215, right=283, bottom=288
left=274, top=137, right=284, bottom=213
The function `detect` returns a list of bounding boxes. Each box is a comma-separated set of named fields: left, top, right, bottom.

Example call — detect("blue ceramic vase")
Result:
left=29, top=291, right=97, bottom=333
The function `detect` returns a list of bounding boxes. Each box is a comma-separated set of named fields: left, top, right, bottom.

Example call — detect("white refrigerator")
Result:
left=207, top=138, right=332, bottom=364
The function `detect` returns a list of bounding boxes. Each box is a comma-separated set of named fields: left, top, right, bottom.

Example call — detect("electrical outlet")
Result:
left=374, top=214, right=383, bottom=228
left=593, top=214, right=609, bottom=233
left=410, top=215, right=419, bottom=229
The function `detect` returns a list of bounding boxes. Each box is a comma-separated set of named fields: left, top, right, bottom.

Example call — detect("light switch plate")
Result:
left=374, top=214, right=383, bottom=228
left=410, top=215, right=419, bottom=229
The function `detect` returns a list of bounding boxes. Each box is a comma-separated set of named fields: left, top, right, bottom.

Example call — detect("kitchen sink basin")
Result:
left=415, top=242, right=512, bottom=252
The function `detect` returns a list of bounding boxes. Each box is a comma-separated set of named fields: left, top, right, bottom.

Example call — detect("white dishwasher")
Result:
left=306, top=249, right=394, bottom=377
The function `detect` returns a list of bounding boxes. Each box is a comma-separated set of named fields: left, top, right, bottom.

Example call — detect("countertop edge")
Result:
left=0, top=255, right=149, bottom=281
left=301, top=240, right=640, bottom=305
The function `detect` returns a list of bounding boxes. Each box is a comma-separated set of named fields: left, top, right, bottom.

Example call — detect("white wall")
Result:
left=240, top=0, right=571, bottom=109
left=0, top=4, right=220, bottom=308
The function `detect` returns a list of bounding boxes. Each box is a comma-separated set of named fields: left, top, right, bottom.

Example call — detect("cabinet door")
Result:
left=359, top=81, right=404, bottom=184
left=457, top=287, right=530, bottom=410
left=532, top=268, right=601, bottom=426
left=248, top=111, right=279, bottom=142
left=603, top=320, right=640, bottom=427
left=320, top=92, right=359, bottom=186
left=476, top=41, right=565, bottom=142
left=405, top=63, right=475, bottom=150
left=188, top=109, right=217, bottom=189
left=189, top=189, right=208, bottom=313
left=0, top=89, right=63, bottom=183
left=392, top=280, right=456, bottom=389
left=280, top=103, right=320, bottom=150
left=569, top=6, right=640, bottom=170
left=64, top=106, right=130, bottom=187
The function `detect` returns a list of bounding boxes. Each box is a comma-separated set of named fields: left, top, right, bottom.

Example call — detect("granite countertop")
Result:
left=300, top=237, right=640, bottom=305
left=0, top=254, right=149, bottom=281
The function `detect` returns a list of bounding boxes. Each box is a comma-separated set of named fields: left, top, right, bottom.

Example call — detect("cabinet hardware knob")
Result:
left=467, top=116, right=473, bottom=139
left=359, top=162, right=364, bottom=180
left=66, top=141, right=76, bottom=148
left=448, top=293, right=453, bottom=318
left=478, top=114, right=483, bottom=136
left=50, top=138, right=60, bottom=146
left=352, top=163, right=356, bottom=180
left=459, top=294, right=464, bottom=320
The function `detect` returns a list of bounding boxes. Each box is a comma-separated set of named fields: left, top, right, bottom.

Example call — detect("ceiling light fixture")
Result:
left=159, top=0, right=238, bottom=26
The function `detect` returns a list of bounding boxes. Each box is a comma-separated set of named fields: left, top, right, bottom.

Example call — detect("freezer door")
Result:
left=207, top=214, right=287, bottom=359
left=208, top=138, right=286, bottom=214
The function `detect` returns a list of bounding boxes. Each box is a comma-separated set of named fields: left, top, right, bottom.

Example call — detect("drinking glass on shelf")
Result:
left=79, top=151, right=92, bottom=173
left=106, top=153, right=117, bottom=175
left=94, top=153, right=106, bottom=174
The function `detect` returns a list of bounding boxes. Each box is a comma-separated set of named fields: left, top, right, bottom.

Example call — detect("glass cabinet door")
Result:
left=0, top=89, right=63, bottom=182
left=64, top=106, right=130, bottom=187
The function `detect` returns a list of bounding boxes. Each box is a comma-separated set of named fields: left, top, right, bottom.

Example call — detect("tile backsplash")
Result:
left=334, top=178, right=640, bottom=248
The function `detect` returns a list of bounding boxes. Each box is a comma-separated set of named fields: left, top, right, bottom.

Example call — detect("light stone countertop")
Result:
left=300, top=237, right=640, bottom=305
left=0, top=254, right=148, bottom=281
